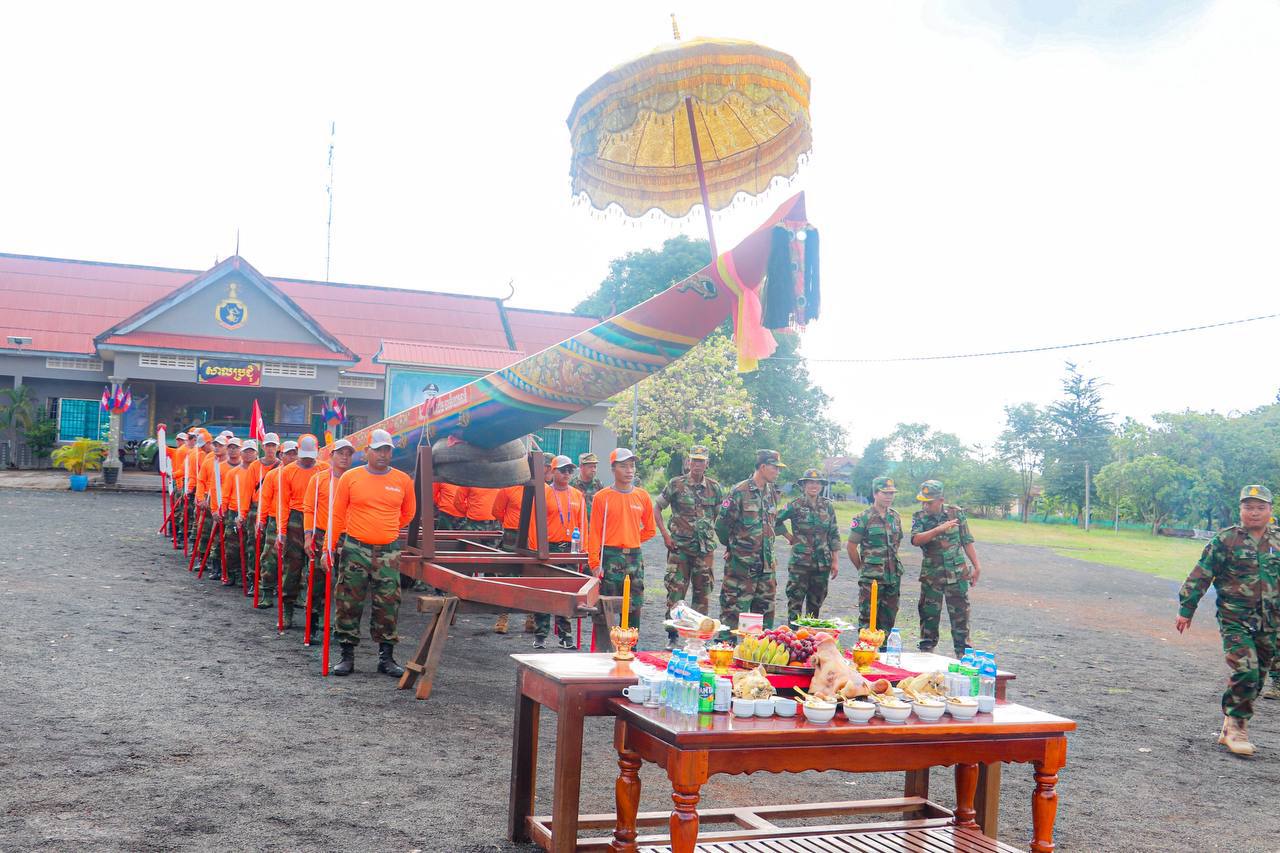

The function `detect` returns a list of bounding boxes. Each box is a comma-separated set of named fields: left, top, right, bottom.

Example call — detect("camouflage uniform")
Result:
left=280, top=510, right=311, bottom=621
left=601, top=546, right=645, bottom=620
left=222, top=514, right=244, bottom=584
left=848, top=505, right=904, bottom=631
left=911, top=504, right=975, bottom=657
left=1179, top=524, right=1280, bottom=720
left=656, top=473, right=723, bottom=638
left=534, top=542, right=575, bottom=640
left=195, top=509, right=221, bottom=573
left=257, top=516, right=280, bottom=602
left=333, top=535, right=403, bottom=647
left=715, top=478, right=779, bottom=629
left=777, top=493, right=841, bottom=622
left=570, top=475, right=603, bottom=521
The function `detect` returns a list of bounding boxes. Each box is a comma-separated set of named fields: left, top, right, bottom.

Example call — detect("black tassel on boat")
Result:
left=763, top=225, right=796, bottom=329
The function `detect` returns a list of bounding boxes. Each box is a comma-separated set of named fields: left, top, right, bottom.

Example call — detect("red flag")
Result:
left=100, top=386, right=111, bottom=412
left=122, top=387, right=133, bottom=413
left=250, top=399, right=266, bottom=442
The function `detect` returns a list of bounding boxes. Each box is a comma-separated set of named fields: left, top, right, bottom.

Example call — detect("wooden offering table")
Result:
left=607, top=699, right=1074, bottom=853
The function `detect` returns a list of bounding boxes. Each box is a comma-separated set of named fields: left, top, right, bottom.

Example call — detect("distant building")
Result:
left=0, top=253, right=614, bottom=463
left=823, top=455, right=858, bottom=484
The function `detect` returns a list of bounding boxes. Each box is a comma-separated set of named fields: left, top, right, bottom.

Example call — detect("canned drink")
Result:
left=713, top=677, right=732, bottom=712
left=698, top=668, right=716, bottom=713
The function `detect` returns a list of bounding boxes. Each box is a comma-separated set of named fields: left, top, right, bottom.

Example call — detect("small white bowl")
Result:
left=731, top=698, right=756, bottom=717
left=878, top=703, right=912, bottom=723
left=773, top=697, right=797, bottom=717
left=946, top=700, right=979, bottom=720
left=755, top=699, right=776, bottom=717
left=802, top=702, right=837, bottom=723
left=911, top=701, right=946, bottom=722
left=843, top=701, right=875, bottom=723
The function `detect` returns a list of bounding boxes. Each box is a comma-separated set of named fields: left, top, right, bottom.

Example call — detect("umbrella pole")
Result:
left=684, top=96, right=718, bottom=257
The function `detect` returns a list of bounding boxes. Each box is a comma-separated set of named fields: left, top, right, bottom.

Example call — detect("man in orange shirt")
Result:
left=279, top=434, right=328, bottom=630
left=195, top=433, right=230, bottom=574
left=304, top=438, right=354, bottom=644
left=254, top=440, right=297, bottom=609
left=488, top=482, right=528, bottom=635
left=246, top=432, right=280, bottom=591
left=329, top=429, right=416, bottom=677
left=462, top=486, right=501, bottom=531
left=166, top=431, right=188, bottom=538
left=533, top=455, right=587, bottom=649
left=434, top=481, right=467, bottom=530
left=180, top=430, right=202, bottom=548
left=217, top=438, right=244, bottom=586
left=588, top=448, right=655, bottom=628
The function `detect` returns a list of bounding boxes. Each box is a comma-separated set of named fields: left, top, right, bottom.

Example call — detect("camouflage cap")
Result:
left=687, top=445, right=710, bottom=461
left=872, top=476, right=898, bottom=493
left=578, top=452, right=598, bottom=465
left=916, top=480, right=944, bottom=501
left=756, top=449, right=786, bottom=468
left=797, top=468, right=827, bottom=483
left=1240, top=484, right=1273, bottom=503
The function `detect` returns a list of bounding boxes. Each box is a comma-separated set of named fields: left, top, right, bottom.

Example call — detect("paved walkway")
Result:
left=0, top=469, right=159, bottom=491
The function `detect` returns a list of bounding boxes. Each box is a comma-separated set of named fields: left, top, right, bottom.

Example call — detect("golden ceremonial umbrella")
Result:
left=567, top=29, right=811, bottom=255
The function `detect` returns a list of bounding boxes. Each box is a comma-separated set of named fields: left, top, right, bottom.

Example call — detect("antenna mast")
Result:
left=325, top=121, right=336, bottom=281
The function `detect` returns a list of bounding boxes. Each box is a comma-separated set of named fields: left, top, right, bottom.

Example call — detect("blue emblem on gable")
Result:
left=215, top=282, right=249, bottom=331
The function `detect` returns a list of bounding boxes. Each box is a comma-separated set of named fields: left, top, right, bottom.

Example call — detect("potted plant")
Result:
left=51, top=438, right=107, bottom=491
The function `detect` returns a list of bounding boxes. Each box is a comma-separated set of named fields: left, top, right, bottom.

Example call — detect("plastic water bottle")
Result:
left=685, top=661, right=699, bottom=714
left=664, top=653, right=681, bottom=708
left=885, top=628, right=902, bottom=667
left=571, top=527, right=582, bottom=553
left=978, top=655, right=997, bottom=712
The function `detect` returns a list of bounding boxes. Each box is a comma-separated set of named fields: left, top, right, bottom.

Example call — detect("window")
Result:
left=138, top=353, right=196, bottom=370
left=46, top=356, right=103, bottom=371
left=338, top=375, right=377, bottom=390
left=263, top=362, right=317, bottom=378
left=532, top=427, right=590, bottom=459
left=346, top=415, right=368, bottom=432
left=57, top=398, right=109, bottom=442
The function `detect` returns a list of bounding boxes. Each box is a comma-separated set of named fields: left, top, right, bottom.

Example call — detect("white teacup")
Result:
left=622, top=685, right=649, bottom=704
left=732, top=697, right=756, bottom=717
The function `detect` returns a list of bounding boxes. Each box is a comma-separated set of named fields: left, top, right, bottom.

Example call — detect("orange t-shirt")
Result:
left=181, top=446, right=201, bottom=492
left=492, top=485, right=525, bottom=530
left=433, top=483, right=467, bottom=518
left=169, top=445, right=188, bottom=486
left=230, top=464, right=257, bottom=517
left=303, top=467, right=347, bottom=533
left=215, top=460, right=237, bottom=512
left=258, top=464, right=286, bottom=524
left=195, top=451, right=218, bottom=502
left=531, top=484, right=587, bottom=548
left=332, top=465, right=416, bottom=546
left=281, top=460, right=327, bottom=514
left=587, top=486, right=656, bottom=569
left=464, top=487, right=500, bottom=522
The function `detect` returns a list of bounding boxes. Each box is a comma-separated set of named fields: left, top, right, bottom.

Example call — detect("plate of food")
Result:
left=733, top=625, right=818, bottom=674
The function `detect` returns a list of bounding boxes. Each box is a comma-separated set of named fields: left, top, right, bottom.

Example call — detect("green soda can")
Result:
left=698, top=668, right=716, bottom=713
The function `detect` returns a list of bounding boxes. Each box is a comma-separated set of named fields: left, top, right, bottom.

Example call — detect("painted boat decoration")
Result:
left=336, top=191, right=810, bottom=468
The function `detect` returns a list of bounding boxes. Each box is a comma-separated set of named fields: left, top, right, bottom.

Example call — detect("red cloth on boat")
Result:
left=633, top=651, right=918, bottom=689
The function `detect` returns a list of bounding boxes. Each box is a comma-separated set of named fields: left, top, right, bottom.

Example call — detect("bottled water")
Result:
left=885, top=628, right=902, bottom=667
left=571, top=527, right=582, bottom=553
left=978, top=654, right=997, bottom=712
left=665, top=653, right=682, bottom=708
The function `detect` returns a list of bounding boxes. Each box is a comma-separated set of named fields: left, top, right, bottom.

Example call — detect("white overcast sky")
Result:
left=3, top=0, right=1277, bottom=453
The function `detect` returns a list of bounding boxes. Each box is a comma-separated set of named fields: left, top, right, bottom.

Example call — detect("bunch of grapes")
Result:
left=760, top=626, right=819, bottom=665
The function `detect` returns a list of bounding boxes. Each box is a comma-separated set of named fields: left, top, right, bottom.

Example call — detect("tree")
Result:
left=887, top=422, right=967, bottom=488
left=574, top=235, right=712, bottom=318
left=951, top=459, right=1021, bottom=517
left=603, top=335, right=752, bottom=475
left=996, top=403, right=1050, bottom=522
left=0, top=385, right=38, bottom=467
left=851, top=437, right=891, bottom=501
left=1043, top=362, right=1113, bottom=524
left=1094, top=455, right=1196, bottom=535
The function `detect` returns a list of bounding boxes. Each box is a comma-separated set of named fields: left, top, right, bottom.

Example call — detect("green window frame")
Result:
left=532, top=427, right=590, bottom=460
left=57, top=398, right=109, bottom=442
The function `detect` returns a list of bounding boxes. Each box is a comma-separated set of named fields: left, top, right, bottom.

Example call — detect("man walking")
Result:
left=654, top=445, right=723, bottom=648
left=847, top=476, right=905, bottom=632
left=910, top=480, right=982, bottom=658
left=716, top=449, right=784, bottom=630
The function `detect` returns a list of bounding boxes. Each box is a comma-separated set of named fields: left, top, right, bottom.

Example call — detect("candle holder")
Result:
left=610, top=625, right=639, bottom=661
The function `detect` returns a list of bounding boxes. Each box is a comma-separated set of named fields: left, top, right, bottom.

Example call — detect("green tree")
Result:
left=887, top=422, right=967, bottom=488
left=996, top=402, right=1049, bottom=522
left=573, top=235, right=712, bottom=318
left=951, top=459, right=1021, bottom=517
left=1094, top=455, right=1196, bottom=535
left=1043, top=362, right=1113, bottom=524
left=851, top=437, right=891, bottom=500
left=0, top=385, right=38, bottom=467
left=24, top=417, right=57, bottom=466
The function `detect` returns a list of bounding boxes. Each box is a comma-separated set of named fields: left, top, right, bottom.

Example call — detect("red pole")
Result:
left=159, top=472, right=168, bottom=534
left=321, top=547, right=334, bottom=675
left=187, top=507, right=205, bottom=572
left=219, top=514, right=229, bottom=584
left=303, top=547, right=316, bottom=646
left=276, top=535, right=285, bottom=633
left=182, top=493, right=191, bottom=557
left=171, top=483, right=180, bottom=549
left=253, top=526, right=263, bottom=607
left=197, top=518, right=220, bottom=579
left=684, top=96, right=718, bottom=257
left=158, top=499, right=178, bottom=535
left=239, top=524, right=249, bottom=596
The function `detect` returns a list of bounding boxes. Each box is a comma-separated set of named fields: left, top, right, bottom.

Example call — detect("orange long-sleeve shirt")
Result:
left=258, top=464, right=286, bottom=525
left=331, top=465, right=416, bottom=546
left=195, top=451, right=218, bottom=502
left=587, top=486, right=656, bottom=570
left=303, top=467, right=346, bottom=533
left=531, top=484, right=587, bottom=548
left=464, top=487, right=500, bottom=522
left=170, top=445, right=188, bottom=487
left=230, top=464, right=257, bottom=517
left=281, top=460, right=327, bottom=514
left=216, top=460, right=237, bottom=513
left=433, top=482, right=467, bottom=518
left=492, top=485, right=525, bottom=530
left=182, top=446, right=202, bottom=493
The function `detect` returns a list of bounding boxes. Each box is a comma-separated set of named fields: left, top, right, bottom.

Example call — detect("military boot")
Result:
left=524, top=614, right=537, bottom=633
left=377, top=642, right=405, bottom=677
left=332, top=644, right=356, bottom=676
left=493, top=614, right=509, bottom=634
left=1262, top=679, right=1280, bottom=701
left=282, top=604, right=295, bottom=630
left=1219, top=716, right=1256, bottom=756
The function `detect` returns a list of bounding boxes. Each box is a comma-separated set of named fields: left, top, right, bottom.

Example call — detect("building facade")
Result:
left=0, top=252, right=615, bottom=464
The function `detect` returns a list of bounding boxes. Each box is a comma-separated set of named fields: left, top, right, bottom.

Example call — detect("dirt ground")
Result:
left=3, top=489, right=1279, bottom=852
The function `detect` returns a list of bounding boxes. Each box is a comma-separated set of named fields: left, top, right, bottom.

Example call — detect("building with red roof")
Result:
left=0, top=252, right=612, bottom=465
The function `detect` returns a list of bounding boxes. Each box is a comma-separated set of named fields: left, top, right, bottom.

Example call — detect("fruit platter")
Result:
left=733, top=625, right=824, bottom=675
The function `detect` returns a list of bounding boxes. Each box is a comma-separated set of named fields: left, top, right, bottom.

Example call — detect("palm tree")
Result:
left=0, top=385, right=38, bottom=467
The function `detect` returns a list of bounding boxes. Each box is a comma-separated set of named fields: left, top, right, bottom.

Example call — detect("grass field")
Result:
left=831, top=502, right=1204, bottom=581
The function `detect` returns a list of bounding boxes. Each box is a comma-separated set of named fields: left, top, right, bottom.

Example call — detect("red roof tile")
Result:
left=376, top=340, right=525, bottom=371
left=100, top=332, right=353, bottom=362
left=504, top=307, right=597, bottom=355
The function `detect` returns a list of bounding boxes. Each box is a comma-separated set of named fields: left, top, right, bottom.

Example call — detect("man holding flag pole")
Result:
left=233, top=440, right=258, bottom=597
left=217, top=438, right=244, bottom=586
left=197, top=434, right=229, bottom=580
left=256, top=440, right=297, bottom=614
left=305, top=438, right=354, bottom=650
left=251, top=433, right=281, bottom=606
left=279, top=435, right=327, bottom=632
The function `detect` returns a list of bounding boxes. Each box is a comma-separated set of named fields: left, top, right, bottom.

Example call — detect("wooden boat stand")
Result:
left=396, top=445, right=610, bottom=700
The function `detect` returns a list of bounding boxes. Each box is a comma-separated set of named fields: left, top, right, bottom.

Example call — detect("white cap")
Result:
left=195, top=433, right=208, bottom=448
left=610, top=447, right=636, bottom=465
left=241, top=440, right=258, bottom=453
left=219, top=430, right=234, bottom=438
left=281, top=440, right=298, bottom=453
left=226, top=437, right=242, bottom=447
left=175, top=431, right=189, bottom=440
left=553, top=455, right=574, bottom=470
left=297, top=434, right=319, bottom=459
left=263, top=432, right=280, bottom=446
left=330, top=438, right=354, bottom=452
left=213, top=434, right=229, bottom=446
left=369, top=428, right=394, bottom=449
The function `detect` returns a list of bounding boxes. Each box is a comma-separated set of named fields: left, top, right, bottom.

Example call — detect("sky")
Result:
left=3, top=1, right=1278, bottom=454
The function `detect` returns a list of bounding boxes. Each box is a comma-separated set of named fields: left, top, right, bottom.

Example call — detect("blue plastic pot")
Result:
left=69, top=474, right=88, bottom=492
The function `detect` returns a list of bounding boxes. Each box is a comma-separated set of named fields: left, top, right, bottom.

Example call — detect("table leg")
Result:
left=669, top=781, right=701, bottom=853
left=954, top=763, right=979, bottom=829
left=506, top=682, right=540, bottom=842
left=976, top=763, right=1001, bottom=838
left=904, top=768, right=930, bottom=799
left=609, top=737, right=642, bottom=853
left=550, top=689, right=587, bottom=853
left=1031, top=763, right=1060, bottom=853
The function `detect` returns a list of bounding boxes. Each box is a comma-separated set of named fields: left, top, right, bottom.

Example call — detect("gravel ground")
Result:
left=3, top=489, right=1279, bottom=852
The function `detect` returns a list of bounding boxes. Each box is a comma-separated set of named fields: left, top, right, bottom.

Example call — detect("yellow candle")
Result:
left=621, top=574, right=631, bottom=630
left=869, top=580, right=878, bottom=633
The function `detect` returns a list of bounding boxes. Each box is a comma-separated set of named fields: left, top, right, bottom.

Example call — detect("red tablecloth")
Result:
left=634, top=651, right=919, bottom=689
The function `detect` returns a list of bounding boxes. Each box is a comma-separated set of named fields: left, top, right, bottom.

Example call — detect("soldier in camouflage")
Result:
left=910, top=480, right=982, bottom=658
left=1176, top=484, right=1280, bottom=756
left=655, top=445, right=724, bottom=648
left=570, top=452, right=603, bottom=521
left=778, top=468, right=841, bottom=623
left=847, top=476, right=905, bottom=633
left=715, top=449, right=784, bottom=630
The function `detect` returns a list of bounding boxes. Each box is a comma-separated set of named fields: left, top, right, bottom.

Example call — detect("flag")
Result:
left=250, top=399, right=266, bottom=442
left=112, top=384, right=125, bottom=411
left=322, top=397, right=347, bottom=433
left=122, top=386, right=133, bottom=413
left=100, top=386, right=111, bottom=412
